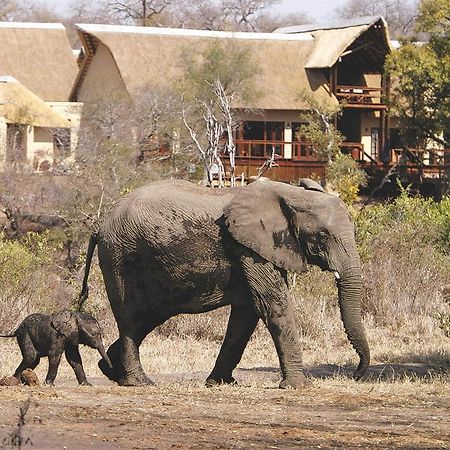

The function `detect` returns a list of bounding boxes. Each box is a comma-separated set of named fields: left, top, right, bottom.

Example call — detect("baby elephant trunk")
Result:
left=97, top=344, right=113, bottom=369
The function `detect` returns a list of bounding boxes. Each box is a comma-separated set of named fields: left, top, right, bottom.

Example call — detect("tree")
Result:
left=171, top=0, right=226, bottom=30
left=298, top=92, right=367, bottom=204
left=71, top=88, right=182, bottom=229
left=255, top=11, right=311, bottom=32
left=385, top=0, right=450, bottom=149
left=298, top=92, right=343, bottom=163
left=107, top=0, right=174, bottom=26
left=59, top=0, right=309, bottom=33
left=334, top=0, right=419, bottom=38
left=182, top=79, right=238, bottom=187
left=11, top=1, right=64, bottom=22
left=180, top=40, right=259, bottom=186
left=222, top=0, right=281, bottom=32
left=0, top=0, right=21, bottom=20
left=168, top=0, right=299, bottom=32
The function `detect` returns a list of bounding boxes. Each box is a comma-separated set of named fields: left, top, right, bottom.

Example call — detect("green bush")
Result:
left=0, top=232, right=61, bottom=331
left=354, top=188, right=450, bottom=330
left=326, top=152, right=367, bottom=205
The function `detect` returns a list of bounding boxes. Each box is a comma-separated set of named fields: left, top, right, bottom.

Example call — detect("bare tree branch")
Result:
left=256, top=145, right=278, bottom=179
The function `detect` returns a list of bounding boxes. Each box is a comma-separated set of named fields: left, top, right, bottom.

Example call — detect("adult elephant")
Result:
left=80, top=178, right=370, bottom=387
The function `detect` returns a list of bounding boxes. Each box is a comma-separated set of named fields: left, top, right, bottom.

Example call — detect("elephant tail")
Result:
left=78, top=233, right=98, bottom=311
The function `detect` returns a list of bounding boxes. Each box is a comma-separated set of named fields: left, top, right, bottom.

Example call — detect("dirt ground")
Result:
left=0, top=365, right=448, bottom=450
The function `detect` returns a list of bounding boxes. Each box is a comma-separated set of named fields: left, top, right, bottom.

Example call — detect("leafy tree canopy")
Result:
left=385, top=0, right=450, bottom=148
left=182, top=40, right=259, bottom=103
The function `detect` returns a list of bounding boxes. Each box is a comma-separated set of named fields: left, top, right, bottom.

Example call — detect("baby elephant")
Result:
left=0, top=310, right=112, bottom=386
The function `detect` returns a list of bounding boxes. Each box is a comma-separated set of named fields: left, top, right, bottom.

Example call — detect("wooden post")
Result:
left=384, top=75, right=391, bottom=162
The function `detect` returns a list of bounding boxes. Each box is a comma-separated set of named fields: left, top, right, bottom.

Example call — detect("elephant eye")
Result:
left=318, top=230, right=329, bottom=242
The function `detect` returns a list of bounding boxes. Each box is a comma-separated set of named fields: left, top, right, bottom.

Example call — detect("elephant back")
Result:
left=98, top=180, right=236, bottom=257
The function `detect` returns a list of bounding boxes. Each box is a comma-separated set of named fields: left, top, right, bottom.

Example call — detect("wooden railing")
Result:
left=226, top=142, right=450, bottom=184
left=335, top=85, right=385, bottom=106
left=235, top=139, right=285, bottom=158
left=235, top=139, right=369, bottom=162
left=390, top=147, right=450, bottom=171
left=225, top=156, right=328, bottom=182
left=235, top=139, right=320, bottom=160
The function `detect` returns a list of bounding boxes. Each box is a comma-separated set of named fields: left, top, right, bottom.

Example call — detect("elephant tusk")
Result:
left=334, top=271, right=341, bottom=280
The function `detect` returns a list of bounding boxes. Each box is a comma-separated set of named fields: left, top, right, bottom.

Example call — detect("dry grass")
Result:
left=1, top=211, right=449, bottom=395
left=0, top=288, right=448, bottom=449
left=1, top=309, right=447, bottom=386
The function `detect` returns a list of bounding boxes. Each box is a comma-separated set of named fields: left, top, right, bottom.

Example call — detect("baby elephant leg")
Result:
left=65, top=344, right=91, bottom=386
left=45, top=349, right=63, bottom=385
left=13, top=333, right=39, bottom=379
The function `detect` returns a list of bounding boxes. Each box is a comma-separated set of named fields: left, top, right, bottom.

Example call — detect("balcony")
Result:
left=228, top=139, right=372, bottom=183
left=335, top=85, right=386, bottom=108
left=390, top=147, right=450, bottom=177
left=234, top=139, right=369, bottom=162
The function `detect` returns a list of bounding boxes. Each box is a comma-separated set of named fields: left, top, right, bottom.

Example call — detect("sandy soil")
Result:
left=0, top=365, right=448, bottom=450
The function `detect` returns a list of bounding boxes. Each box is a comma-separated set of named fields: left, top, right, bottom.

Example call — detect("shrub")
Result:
left=0, top=232, right=62, bottom=331
left=354, top=189, right=450, bottom=332
left=326, top=152, right=367, bottom=205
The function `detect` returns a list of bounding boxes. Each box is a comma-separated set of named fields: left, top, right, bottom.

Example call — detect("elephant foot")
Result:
left=279, top=372, right=312, bottom=389
left=205, top=375, right=237, bottom=387
left=352, top=369, right=367, bottom=381
left=117, top=374, right=155, bottom=387
left=79, top=380, right=92, bottom=387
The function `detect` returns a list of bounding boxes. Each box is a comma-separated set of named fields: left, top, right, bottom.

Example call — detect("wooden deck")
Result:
left=335, top=85, right=387, bottom=109
left=230, top=156, right=327, bottom=182
left=223, top=145, right=450, bottom=187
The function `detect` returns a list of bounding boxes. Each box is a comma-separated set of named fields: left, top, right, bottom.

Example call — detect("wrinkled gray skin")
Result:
left=80, top=178, right=370, bottom=388
left=0, top=310, right=112, bottom=385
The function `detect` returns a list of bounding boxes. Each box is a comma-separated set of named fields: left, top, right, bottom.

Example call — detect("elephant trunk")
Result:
left=97, top=344, right=113, bottom=369
left=336, top=266, right=370, bottom=380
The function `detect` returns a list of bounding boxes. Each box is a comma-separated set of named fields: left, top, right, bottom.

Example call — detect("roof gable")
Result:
left=275, top=16, right=392, bottom=71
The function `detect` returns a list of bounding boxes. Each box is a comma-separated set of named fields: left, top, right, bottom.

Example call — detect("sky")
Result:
left=277, top=0, right=340, bottom=20
left=45, top=0, right=341, bottom=22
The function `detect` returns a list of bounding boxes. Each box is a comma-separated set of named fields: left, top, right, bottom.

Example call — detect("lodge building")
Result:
left=0, top=17, right=447, bottom=188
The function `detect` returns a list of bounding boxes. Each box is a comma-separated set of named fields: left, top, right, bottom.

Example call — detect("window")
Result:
left=240, top=121, right=284, bottom=157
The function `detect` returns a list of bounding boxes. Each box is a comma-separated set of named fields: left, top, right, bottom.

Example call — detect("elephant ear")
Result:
left=51, top=310, right=78, bottom=340
left=224, top=180, right=307, bottom=273
left=299, top=178, right=324, bottom=192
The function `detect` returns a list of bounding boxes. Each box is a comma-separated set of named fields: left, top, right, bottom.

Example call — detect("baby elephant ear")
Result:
left=51, top=310, right=77, bottom=339
left=299, top=178, right=324, bottom=192
left=224, top=180, right=307, bottom=273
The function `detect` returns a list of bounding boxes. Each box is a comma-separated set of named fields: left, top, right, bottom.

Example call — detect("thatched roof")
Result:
left=73, top=25, right=337, bottom=110
left=0, top=77, right=70, bottom=127
left=275, top=16, right=392, bottom=71
left=0, top=22, right=78, bottom=101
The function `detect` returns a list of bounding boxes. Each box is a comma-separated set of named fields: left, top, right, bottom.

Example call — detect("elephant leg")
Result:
left=241, top=255, right=310, bottom=389
left=206, top=305, right=259, bottom=387
left=45, top=350, right=63, bottom=385
left=100, top=324, right=159, bottom=386
left=98, top=255, right=161, bottom=386
left=13, top=335, right=38, bottom=379
left=116, top=331, right=154, bottom=386
left=263, top=300, right=311, bottom=389
left=65, top=345, right=90, bottom=386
